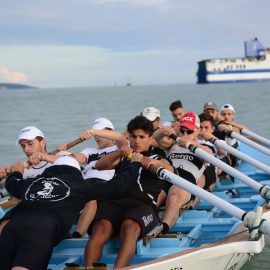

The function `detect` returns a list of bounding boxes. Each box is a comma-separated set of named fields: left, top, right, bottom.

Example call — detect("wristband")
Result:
left=168, top=134, right=177, bottom=141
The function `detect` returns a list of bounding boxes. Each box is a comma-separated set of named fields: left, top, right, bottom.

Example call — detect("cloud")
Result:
left=0, top=67, right=29, bottom=83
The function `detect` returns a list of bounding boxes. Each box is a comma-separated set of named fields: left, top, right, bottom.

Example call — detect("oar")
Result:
left=183, top=142, right=270, bottom=202
left=23, top=137, right=85, bottom=168
left=210, top=138, right=270, bottom=175
left=168, top=134, right=270, bottom=201
left=149, top=165, right=270, bottom=236
left=240, top=128, right=270, bottom=148
left=50, top=137, right=84, bottom=155
left=228, top=131, right=270, bottom=156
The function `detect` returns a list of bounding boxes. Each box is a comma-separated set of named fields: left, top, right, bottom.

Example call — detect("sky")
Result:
left=0, top=0, right=270, bottom=88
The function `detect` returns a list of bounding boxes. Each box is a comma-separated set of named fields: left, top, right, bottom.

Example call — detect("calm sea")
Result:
left=1, top=82, right=270, bottom=268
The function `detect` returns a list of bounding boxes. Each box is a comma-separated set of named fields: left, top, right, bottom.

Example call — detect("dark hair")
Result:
left=198, top=112, right=215, bottom=127
left=169, top=100, right=183, bottom=111
left=127, top=115, right=154, bottom=136
left=36, top=136, right=47, bottom=152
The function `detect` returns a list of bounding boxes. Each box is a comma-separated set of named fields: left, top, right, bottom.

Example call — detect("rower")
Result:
left=169, top=100, right=186, bottom=132
left=153, top=112, right=213, bottom=234
left=57, top=118, right=127, bottom=238
left=0, top=126, right=61, bottom=234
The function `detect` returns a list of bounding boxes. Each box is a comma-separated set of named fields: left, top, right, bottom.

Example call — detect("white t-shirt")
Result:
left=80, top=145, right=118, bottom=181
left=23, top=161, right=52, bottom=179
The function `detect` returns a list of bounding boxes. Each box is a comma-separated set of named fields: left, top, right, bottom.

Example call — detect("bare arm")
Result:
left=199, top=133, right=227, bottom=156
left=178, top=136, right=213, bottom=155
left=81, top=129, right=128, bottom=148
left=95, top=150, right=122, bottom=170
left=153, top=128, right=175, bottom=151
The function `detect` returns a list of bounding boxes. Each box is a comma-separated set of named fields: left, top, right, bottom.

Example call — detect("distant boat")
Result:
left=126, top=82, right=132, bottom=87
left=197, top=38, right=270, bottom=84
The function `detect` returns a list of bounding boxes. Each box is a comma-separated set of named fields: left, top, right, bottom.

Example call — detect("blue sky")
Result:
left=0, top=0, right=270, bottom=88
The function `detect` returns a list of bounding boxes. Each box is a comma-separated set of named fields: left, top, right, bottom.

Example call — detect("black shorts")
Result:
left=0, top=214, right=58, bottom=270
left=90, top=198, right=159, bottom=238
left=203, top=165, right=217, bottom=190
left=161, top=170, right=196, bottom=201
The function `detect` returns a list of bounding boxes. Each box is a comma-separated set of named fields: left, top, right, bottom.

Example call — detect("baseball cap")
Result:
left=141, top=107, right=160, bottom=122
left=17, top=126, right=45, bottom=145
left=179, top=112, right=200, bottom=130
left=221, top=104, right=235, bottom=113
left=91, top=118, right=114, bottom=130
left=203, top=101, right=218, bottom=111
left=53, top=156, right=81, bottom=171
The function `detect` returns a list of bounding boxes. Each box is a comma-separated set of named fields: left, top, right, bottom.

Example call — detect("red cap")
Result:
left=179, top=112, right=200, bottom=130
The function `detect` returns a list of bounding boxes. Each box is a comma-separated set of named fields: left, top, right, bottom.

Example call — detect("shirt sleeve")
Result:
left=84, top=161, right=142, bottom=201
left=5, top=171, right=25, bottom=199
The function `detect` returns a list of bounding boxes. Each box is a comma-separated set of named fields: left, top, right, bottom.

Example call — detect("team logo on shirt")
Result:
left=168, top=153, right=194, bottom=161
left=141, top=214, right=154, bottom=227
left=25, top=177, right=70, bottom=201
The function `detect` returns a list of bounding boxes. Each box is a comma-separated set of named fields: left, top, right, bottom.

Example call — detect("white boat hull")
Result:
left=125, top=236, right=265, bottom=270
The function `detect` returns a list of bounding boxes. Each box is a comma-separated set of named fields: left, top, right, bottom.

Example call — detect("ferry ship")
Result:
left=197, top=38, right=270, bottom=84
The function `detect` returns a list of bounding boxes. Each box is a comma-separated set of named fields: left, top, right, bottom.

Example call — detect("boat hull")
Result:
left=123, top=223, right=265, bottom=270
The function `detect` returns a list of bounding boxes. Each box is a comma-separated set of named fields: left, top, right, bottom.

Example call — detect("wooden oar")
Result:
left=23, top=137, right=85, bottom=168
left=210, top=138, right=270, bottom=174
left=50, top=137, right=85, bottom=155
left=240, top=128, right=270, bottom=148
left=149, top=165, right=270, bottom=236
left=0, top=197, right=20, bottom=209
left=185, top=143, right=270, bottom=202
left=228, top=131, right=270, bottom=156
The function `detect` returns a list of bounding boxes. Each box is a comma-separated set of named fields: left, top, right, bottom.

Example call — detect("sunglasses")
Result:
left=180, top=128, right=194, bottom=135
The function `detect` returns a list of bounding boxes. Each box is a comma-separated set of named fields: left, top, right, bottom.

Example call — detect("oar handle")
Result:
left=155, top=167, right=270, bottom=236
left=241, top=128, right=270, bottom=147
left=23, top=137, right=85, bottom=168
left=50, top=138, right=85, bottom=155
left=228, top=131, right=270, bottom=156
left=186, top=143, right=264, bottom=193
left=212, top=138, right=270, bottom=175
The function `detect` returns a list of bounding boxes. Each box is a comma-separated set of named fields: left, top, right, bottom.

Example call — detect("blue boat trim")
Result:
left=207, top=69, right=270, bottom=75
left=202, top=79, right=270, bottom=84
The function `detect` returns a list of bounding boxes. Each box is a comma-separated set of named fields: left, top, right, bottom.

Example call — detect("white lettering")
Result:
left=181, top=116, right=193, bottom=122
left=141, top=214, right=154, bottom=227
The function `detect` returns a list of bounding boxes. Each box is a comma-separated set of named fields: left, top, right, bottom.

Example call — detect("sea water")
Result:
left=1, top=82, right=270, bottom=268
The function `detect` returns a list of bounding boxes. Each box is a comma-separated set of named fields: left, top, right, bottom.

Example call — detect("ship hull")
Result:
left=197, top=38, right=270, bottom=84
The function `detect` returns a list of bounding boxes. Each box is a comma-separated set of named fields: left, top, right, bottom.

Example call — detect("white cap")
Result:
left=91, top=118, right=114, bottom=130
left=53, top=156, right=81, bottom=171
left=17, top=126, right=45, bottom=145
left=141, top=107, right=160, bottom=121
left=221, top=104, right=235, bottom=114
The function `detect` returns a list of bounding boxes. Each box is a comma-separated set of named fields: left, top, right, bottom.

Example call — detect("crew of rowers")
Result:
left=0, top=100, right=247, bottom=270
